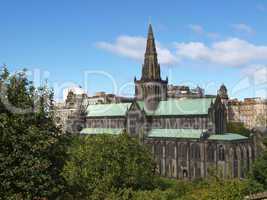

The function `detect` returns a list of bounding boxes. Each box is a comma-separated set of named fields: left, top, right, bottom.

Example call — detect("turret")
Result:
left=218, top=84, right=229, bottom=100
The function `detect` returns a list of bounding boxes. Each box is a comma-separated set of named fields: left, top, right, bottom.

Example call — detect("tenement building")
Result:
left=228, top=98, right=267, bottom=129
left=63, top=24, right=256, bottom=180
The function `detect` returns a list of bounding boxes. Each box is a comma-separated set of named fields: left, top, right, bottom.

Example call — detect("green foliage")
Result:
left=61, top=133, right=156, bottom=199
left=249, top=150, right=267, bottom=190
left=227, top=122, right=251, bottom=136
left=256, top=114, right=267, bottom=127
left=102, top=176, right=250, bottom=200
left=181, top=178, right=248, bottom=200
left=0, top=66, right=67, bottom=199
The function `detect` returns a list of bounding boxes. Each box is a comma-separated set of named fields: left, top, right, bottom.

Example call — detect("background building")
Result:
left=228, top=98, right=267, bottom=129
left=167, top=85, right=204, bottom=99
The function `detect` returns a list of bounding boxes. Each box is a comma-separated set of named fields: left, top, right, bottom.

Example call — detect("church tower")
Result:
left=134, top=24, right=168, bottom=109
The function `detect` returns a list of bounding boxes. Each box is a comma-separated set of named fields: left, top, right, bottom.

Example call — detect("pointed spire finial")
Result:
left=147, top=23, right=154, bottom=39
left=141, top=23, right=161, bottom=81
left=148, top=16, right=152, bottom=25
left=145, top=23, right=156, bottom=55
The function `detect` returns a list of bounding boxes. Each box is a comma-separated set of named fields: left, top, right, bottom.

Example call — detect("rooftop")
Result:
left=80, top=128, right=124, bottom=135
left=147, top=129, right=203, bottom=139
left=137, top=98, right=215, bottom=116
left=86, top=103, right=131, bottom=117
left=208, top=133, right=248, bottom=141
left=80, top=128, right=249, bottom=141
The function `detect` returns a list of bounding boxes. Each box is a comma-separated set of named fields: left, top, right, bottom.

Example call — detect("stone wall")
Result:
left=145, top=138, right=254, bottom=180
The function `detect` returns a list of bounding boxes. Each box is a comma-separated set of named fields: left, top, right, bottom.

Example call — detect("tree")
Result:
left=256, top=114, right=267, bottom=128
left=0, top=66, right=68, bottom=199
left=227, top=122, right=250, bottom=137
left=61, top=133, right=156, bottom=199
left=181, top=177, right=248, bottom=200
left=249, top=150, right=267, bottom=191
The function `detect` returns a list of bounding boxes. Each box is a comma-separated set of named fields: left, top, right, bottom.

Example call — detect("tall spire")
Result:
left=145, top=24, right=157, bottom=55
left=135, top=24, right=168, bottom=103
left=141, top=24, right=161, bottom=81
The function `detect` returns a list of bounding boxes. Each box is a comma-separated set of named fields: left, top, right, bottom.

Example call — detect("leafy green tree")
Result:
left=256, top=114, right=267, bottom=127
left=227, top=122, right=251, bottom=136
left=249, top=150, right=267, bottom=190
left=0, top=66, right=68, bottom=199
left=181, top=177, right=248, bottom=200
left=61, top=133, right=156, bottom=199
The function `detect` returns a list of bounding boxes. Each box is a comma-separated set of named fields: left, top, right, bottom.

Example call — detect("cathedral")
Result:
left=77, top=24, right=255, bottom=180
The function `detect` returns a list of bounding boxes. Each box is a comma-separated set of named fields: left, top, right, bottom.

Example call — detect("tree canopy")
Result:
left=61, top=133, right=156, bottom=199
left=249, top=150, right=267, bottom=191
left=227, top=122, right=251, bottom=136
left=0, top=67, right=68, bottom=199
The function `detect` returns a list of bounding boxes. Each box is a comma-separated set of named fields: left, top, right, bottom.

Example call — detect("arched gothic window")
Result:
left=240, top=146, right=246, bottom=178
left=155, top=143, right=162, bottom=157
left=207, top=144, right=215, bottom=162
left=247, top=148, right=250, bottom=171
left=180, top=143, right=187, bottom=160
left=190, top=143, right=201, bottom=160
left=233, top=148, right=238, bottom=178
left=166, top=142, right=175, bottom=158
left=218, top=145, right=225, bottom=161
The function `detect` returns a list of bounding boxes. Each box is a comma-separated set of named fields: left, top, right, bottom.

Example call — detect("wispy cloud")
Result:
left=175, top=38, right=267, bottom=66
left=96, top=35, right=267, bottom=67
left=232, top=23, right=254, bottom=35
left=96, top=35, right=177, bottom=65
left=188, top=24, right=204, bottom=34
left=187, top=24, right=220, bottom=39
left=242, top=65, right=267, bottom=85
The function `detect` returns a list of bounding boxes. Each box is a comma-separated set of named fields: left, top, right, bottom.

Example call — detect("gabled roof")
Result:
left=147, top=129, right=204, bottom=139
left=80, top=128, right=124, bottom=135
left=137, top=98, right=215, bottom=116
left=86, top=103, right=131, bottom=117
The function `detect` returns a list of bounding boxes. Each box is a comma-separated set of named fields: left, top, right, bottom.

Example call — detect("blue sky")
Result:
left=1, top=0, right=267, bottom=100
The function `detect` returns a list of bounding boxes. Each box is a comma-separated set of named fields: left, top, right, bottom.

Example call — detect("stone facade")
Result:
left=168, top=85, right=204, bottom=99
left=228, top=98, right=267, bottom=129
left=87, top=92, right=132, bottom=105
left=54, top=90, right=87, bottom=133
left=145, top=138, right=254, bottom=179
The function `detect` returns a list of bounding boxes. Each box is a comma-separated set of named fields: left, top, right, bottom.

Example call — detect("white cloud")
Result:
left=232, top=23, right=254, bottom=34
left=175, top=38, right=267, bottom=66
left=97, top=34, right=267, bottom=67
left=96, top=36, right=145, bottom=61
left=96, top=36, right=177, bottom=65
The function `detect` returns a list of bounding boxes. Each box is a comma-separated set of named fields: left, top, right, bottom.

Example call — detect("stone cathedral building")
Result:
left=75, top=24, right=256, bottom=180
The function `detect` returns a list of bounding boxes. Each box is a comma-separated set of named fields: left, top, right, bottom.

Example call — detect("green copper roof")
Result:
left=137, top=98, right=215, bottom=116
left=147, top=129, right=204, bottom=139
left=147, top=129, right=248, bottom=141
left=80, top=128, right=124, bottom=135
left=208, top=133, right=248, bottom=141
left=86, top=103, right=131, bottom=117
